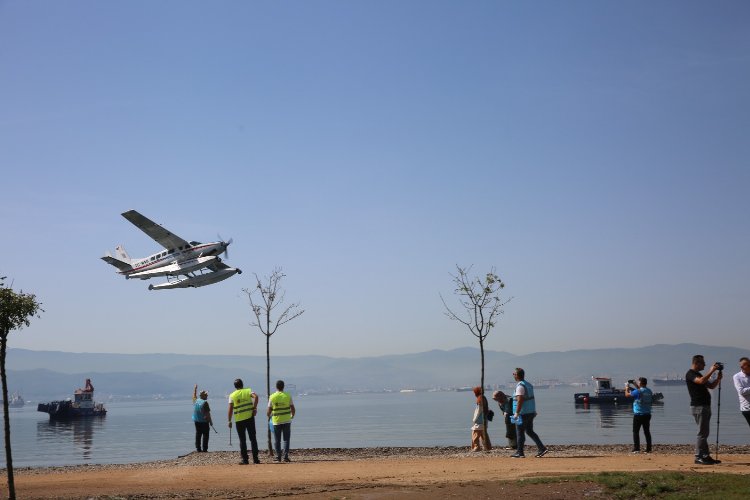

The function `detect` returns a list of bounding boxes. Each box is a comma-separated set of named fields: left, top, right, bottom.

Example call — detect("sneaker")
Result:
left=510, top=452, right=525, bottom=458
left=535, top=448, right=548, bottom=458
left=274, top=457, right=281, bottom=462
left=631, top=450, right=640, bottom=454
left=694, top=456, right=717, bottom=465
left=283, top=457, right=291, bottom=463
left=253, top=459, right=261, bottom=464
left=239, top=460, right=249, bottom=465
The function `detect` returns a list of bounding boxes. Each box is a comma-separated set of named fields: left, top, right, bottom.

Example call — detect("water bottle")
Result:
left=511, top=414, right=523, bottom=425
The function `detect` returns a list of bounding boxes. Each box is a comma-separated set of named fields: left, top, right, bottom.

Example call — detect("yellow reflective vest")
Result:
left=230, top=388, right=255, bottom=422
left=269, top=391, right=292, bottom=425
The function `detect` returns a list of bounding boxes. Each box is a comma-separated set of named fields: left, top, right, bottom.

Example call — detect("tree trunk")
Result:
left=265, top=333, right=272, bottom=456
left=479, top=337, right=490, bottom=451
left=1, top=335, right=16, bottom=499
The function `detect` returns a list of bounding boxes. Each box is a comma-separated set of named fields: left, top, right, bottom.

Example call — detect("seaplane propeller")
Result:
left=218, top=234, right=234, bottom=259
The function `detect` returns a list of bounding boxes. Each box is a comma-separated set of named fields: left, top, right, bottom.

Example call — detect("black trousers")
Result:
left=236, top=418, right=259, bottom=463
left=632, top=413, right=652, bottom=452
left=194, top=421, right=209, bottom=452
left=743, top=411, right=750, bottom=427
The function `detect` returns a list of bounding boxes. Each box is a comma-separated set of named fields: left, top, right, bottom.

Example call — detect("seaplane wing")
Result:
left=121, top=210, right=189, bottom=250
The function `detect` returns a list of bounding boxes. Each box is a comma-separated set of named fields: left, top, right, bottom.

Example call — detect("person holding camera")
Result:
left=686, top=355, right=723, bottom=465
left=732, top=357, right=750, bottom=428
left=624, top=377, right=653, bottom=453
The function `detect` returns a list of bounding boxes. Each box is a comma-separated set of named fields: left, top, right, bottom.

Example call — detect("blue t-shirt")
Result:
left=631, top=387, right=653, bottom=415
left=193, top=399, right=210, bottom=422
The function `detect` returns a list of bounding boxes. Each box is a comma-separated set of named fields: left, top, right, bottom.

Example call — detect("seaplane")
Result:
left=101, top=210, right=241, bottom=290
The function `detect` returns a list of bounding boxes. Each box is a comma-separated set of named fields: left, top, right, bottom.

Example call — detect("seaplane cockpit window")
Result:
left=189, top=241, right=200, bottom=246
left=168, top=249, right=174, bottom=254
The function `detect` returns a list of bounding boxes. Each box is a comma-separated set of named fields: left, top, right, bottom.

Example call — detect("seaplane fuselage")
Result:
left=122, top=242, right=225, bottom=279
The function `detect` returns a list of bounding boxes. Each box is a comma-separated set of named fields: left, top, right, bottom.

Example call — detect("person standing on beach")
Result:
left=471, top=386, right=492, bottom=451
left=228, top=378, right=260, bottom=464
left=192, top=384, right=213, bottom=452
left=732, top=357, right=750, bottom=428
left=492, top=390, right=517, bottom=450
left=624, top=377, right=653, bottom=453
left=267, top=380, right=296, bottom=462
left=686, top=355, right=722, bottom=465
left=511, top=368, right=547, bottom=458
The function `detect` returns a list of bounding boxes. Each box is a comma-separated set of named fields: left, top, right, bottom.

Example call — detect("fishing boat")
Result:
left=574, top=376, right=664, bottom=405
left=37, top=378, right=107, bottom=419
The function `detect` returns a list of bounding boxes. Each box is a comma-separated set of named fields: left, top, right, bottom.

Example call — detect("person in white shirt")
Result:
left=733, top=357, right=750, bottom=428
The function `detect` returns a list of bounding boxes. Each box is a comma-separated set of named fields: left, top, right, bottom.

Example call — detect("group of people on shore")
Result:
left=188, top=355, right=749, bottom=465
left=470, top=356, right=750, bottom=464
left=191, top=378, right=295, bottom=464
left=470, top=367, right=548, bottom=458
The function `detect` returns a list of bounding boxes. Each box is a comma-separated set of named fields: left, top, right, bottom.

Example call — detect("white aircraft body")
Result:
left=101, top=210, right=241, bottom=290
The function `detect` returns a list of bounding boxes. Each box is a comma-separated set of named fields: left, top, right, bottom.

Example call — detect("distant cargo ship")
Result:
left=37, top=378, right=107, bottom=420
left=652, top=377, right=685, bottom=386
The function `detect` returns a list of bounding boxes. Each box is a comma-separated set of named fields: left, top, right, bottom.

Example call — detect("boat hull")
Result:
left=37, top=400, right=107, bottom=420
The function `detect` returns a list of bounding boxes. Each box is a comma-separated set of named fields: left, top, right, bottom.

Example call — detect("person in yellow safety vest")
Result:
left=227, top=378, right=260, bottom=465
left=267, top=379, right=296, bottom=462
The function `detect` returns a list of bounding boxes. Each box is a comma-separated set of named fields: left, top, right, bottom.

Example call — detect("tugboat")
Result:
left=37, top=378, right=107, bottom=419
left=574, top=376, right=664, bottom=405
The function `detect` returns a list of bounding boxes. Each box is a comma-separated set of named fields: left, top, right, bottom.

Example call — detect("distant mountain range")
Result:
left=7, top=343, right=748, bottom=400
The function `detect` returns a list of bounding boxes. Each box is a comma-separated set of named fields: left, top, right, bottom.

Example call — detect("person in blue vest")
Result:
left=192, top=384, right=213, bottom=452
left=511, top=367, right=548, bottom=458
left=228, top=378, right=260, bottom=465
left=267, top=380, right=296, bottom=462
left=624, top=377, right=653, bottom=453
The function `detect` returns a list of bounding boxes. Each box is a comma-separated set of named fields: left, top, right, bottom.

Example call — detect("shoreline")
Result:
left=10, top=443, right=750, bottom=473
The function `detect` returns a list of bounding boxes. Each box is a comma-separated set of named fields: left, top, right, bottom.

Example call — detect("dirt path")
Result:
left=13, top=447, right=750, bottom=499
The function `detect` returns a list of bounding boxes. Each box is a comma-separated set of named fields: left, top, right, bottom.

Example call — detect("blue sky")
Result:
left=1, top=1, right=748, bottom=358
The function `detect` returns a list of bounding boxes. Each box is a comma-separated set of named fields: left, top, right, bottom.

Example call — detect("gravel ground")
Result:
left=11, top=444, right=750, bottom=476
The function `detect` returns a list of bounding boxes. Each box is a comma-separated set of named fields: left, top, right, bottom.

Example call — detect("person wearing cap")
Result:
left=492, top=390, right=517, bottom=450
left=192, top=384, right=213, bottom=452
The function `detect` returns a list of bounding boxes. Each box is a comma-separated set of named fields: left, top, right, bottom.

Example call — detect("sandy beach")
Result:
left=10, top=444, right=750, bottom=499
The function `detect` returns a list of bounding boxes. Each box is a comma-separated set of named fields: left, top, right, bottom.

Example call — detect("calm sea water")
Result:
left=3, top=385, right=747, bottom=467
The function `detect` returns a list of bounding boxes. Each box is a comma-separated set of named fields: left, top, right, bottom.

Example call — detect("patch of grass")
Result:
left=521, top=472, right=750, bottom=499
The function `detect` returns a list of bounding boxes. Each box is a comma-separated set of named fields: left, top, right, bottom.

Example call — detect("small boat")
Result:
left=37, top=378, right=107, bottom=419
left=8, top=392, right=24, bottom=408
left=574, top=377, right=664, bottom=405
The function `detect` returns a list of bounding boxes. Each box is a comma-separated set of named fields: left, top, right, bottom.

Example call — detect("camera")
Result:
left=715, top=362, right=724, bottom=371
left=627, top=379, right=635, bottom=385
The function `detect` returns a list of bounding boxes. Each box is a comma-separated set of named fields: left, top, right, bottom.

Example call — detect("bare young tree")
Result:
left=242, top=267, right=304, bottom=456
left=0, top=277, right=42, bottom=500
left=441, top=265, right=510, bottom=449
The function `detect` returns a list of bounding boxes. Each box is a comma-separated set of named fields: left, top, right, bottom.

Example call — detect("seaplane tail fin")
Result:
left=115, top=245, right=132, bottom=263
left=101, top=247, right=133, bottom=272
